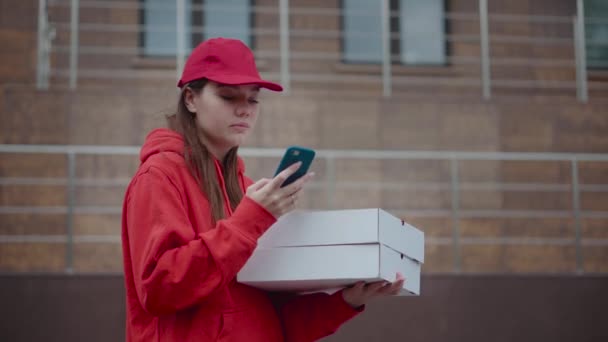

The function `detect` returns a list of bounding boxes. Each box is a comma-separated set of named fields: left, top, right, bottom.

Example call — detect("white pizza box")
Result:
left=257, top=208, right=424, bottom=263
left=238, top=244, right=421, bottom=295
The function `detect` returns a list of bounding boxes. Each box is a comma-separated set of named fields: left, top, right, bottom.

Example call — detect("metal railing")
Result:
left=2, top=144, right=608, bottom=274
left=35, top=0, right=608, bottom=101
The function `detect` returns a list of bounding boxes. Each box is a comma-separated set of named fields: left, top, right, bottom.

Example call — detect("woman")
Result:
left=121, top=37, right=404, bottom=342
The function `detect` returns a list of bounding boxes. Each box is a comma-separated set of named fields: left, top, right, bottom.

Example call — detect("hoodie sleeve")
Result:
left=272, top=290, right=364, bottom=342
left=125, top=166, right=276, bottom=316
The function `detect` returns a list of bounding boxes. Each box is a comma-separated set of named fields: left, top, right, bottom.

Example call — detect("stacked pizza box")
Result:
left=238, top=208, right=425, bottom=296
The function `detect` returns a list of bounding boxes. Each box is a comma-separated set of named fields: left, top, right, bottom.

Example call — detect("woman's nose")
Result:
left=236, top=103, right=252, bottom=117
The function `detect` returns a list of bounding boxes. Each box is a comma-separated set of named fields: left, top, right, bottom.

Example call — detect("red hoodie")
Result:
left=121, top=128, right=362, bottom=341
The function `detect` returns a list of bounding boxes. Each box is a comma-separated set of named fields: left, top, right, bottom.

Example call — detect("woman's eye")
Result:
left=220, top=95, right=235, bottom=101
left=249, top=99, right=259, bottom=104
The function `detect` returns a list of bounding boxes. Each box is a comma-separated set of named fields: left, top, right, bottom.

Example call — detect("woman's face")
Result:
left=185, top=81, right=260, bottom=159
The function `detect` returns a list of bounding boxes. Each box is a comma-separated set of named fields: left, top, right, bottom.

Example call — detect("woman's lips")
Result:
left=230, top=123, right=250, bottom=132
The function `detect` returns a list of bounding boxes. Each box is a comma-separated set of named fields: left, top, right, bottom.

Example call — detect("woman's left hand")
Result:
left=341, top=272, right=405, bottom=309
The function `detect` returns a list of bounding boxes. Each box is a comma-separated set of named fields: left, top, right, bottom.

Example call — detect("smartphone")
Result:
left=274, top=146, right=316, bottom=187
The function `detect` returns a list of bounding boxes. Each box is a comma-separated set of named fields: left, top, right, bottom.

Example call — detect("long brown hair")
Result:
left=167, top=79, right=244, bottom=225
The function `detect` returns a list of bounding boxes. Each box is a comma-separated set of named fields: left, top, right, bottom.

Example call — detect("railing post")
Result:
left=479, top=0, right=491, bottom=99
left=279, top=0, right=291, bottom=94
left=36, top=0, right=49, bottom=90
left=450, top=158, right=462, bottom=272
left=574, top=0, right=589, bottom=103
left=69, top=0, right=79, bottom=89
left=176, top=0, right=187, bottom=82
left=381, top=0, right=391, bottom=97
left=571, top=159, right=584, bottom=273
left=326, top=154, right=336, bottom=209
left=65, top=152, right=76, bottom=273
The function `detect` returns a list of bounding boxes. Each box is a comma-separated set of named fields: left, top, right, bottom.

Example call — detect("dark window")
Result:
left=141, top=0, right=252, bottom=57
left=342, top=0, right=447, bottom=65
left=586, top=0, right=608, bottom=69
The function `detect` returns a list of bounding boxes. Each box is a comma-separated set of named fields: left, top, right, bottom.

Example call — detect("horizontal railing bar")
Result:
left=50, top=22, right=479, bottom=43
left=458, top=210, right=572, bottom=219
left=0, top=206, right=122, bottom=215
left=5, top=177, right=608, bottom=193
left=427, top=237, right=608, bottom=246
left=0, top=178, right=133, bottom=186
left=0, top=206, right=67, bottom=214
left=4, top=234, right=607, bottom=246
left=47, top=1, right=584, bottom=25
left=0, top=178, right=68, bottom=186
left=0, top=178, right=584, bottom=192
left=0, top=235, right=120, bottom=243
left=328, top=181, right=575, bottom=192
left=490, top=57, right=576, bottom=67
left=580, top=184, right=608, bottom=192
left=48, top=68, right=597, bottom=91
left=489, top=13, right=574, bottom=24
left=51, top=45, right=481, bottom=65
left=48, top=22, right=575, bottom=47
left=0, top=144, right=140, bottom=154
left=50, top=68, right=203, bottom=80
left=492, top=79, right=577, bottom=89
left=585, top=17, right=608, bottom=25
left=4, top=145, right=608, bottom=161
left=581, top=211, right=608, bottom=219
left=48, top=44, right=580, bottom=69
left=3, top=206, right=607, bottom=219
left=587, top=39, right=608, bottom=47
left=490, top=35, right=573, bottom=45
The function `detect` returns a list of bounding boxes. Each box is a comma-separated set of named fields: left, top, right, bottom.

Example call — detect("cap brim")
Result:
left=206, top=75, right=283, bottom=92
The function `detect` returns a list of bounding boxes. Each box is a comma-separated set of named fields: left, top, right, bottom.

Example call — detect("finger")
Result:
left=383, top=279, right=405, bottom=295
left=267, top=162, right=302, bottom=190
left=282, top=190, right=297, bottom=204
left=365, top=281, right=388, bottom=294
left=248, top=178, right=270, bottom=192
left=387, top=273, right=405, bottom=294
left=282, top=172, right=315, bottom=197
left=351, top=281, right=365, bottom=293
left=273, top=171, right=313, bottom=202
left=388, top=276, right=405, bottom=292
left=276, top=193, right=297, bottom=216
left=293, top=193, right=299, bottom=207
left=389, top=286, right=404, bottom=295
left=377, top=283, right=395, bottom=295
left=287, top=193, right=297, bottom=210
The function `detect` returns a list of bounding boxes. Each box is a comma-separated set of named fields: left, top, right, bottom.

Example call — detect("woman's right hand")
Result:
left=246, top=162, right=314, bottom=218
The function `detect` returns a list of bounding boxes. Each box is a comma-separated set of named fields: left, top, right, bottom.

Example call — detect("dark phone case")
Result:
left=274, top=146, right=316, bottom=187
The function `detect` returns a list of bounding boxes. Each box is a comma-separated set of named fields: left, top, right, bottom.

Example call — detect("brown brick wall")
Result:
left=0, top=243, right=65, bottom=272
left=1, top=0, right=607, bottom=274
left=7, top=0, right=603, bottom=96
left=2, top=85, right=608, bottom=273
left=0, top=0, right=38, bottom=84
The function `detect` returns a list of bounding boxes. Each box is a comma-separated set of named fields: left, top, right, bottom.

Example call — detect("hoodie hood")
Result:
left=140, top=128, right=184, bottom=163
left=140, top=128, right=245, bottom=173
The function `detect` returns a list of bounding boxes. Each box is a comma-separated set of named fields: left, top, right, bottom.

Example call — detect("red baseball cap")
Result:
left=177, top=37, right=283, bottom=91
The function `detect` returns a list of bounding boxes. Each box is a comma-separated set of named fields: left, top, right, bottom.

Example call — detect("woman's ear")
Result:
left=183, top=88, right=198, bottom=114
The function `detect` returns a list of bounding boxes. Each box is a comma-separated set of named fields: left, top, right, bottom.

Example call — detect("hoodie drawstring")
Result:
left=213, top=159, right=234, bottom=217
